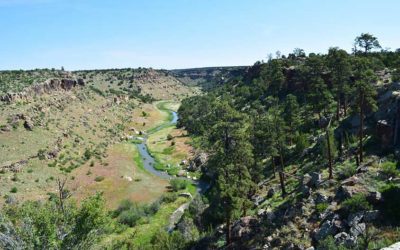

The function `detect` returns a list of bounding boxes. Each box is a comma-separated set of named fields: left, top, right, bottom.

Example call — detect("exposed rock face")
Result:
left=188, top=152, right=208, bottom=171
left=377, top=119, right=394, bottom=149
left=314, top=220, right=339, bottom=241
left=168, top=203, right=190, bottom=232
left=0, top=78, right=85, bottom=103
left=0, top=160, right=28, bottom=173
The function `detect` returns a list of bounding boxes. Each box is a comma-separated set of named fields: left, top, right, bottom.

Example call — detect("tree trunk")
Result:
left=359, top=92, right=364, bottom=164
left=338, top=131, right=343, bottom=158
left=336, top=96, right=341, bottom=121
left=279, top=152, right=286, bottom=197
left=326, top=128, right=333, bottom=179
left=271, top=157, right=276, bottom=178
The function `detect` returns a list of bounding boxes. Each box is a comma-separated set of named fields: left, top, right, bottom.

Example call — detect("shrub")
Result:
left=83, top=149, right=92, bottom=160
left=118, top=208, right=143, bottom=227
left=38, top=149, right=46, bottom=160
left=167, top=134, right=173, bottom=140
left=318, top=236, right=348, bottom=250
left=170, top=179, right=189, bottom=192
left=10, top=187, right=18, bottom=193
left=381, top=161, right=399, bottom=178
left=114, top=199, right=160, bottom=227
left=342, top=194, right=372, bottom=214
left=11, top=174, right=19, bottom=182
left=337, top=161, right=357, bottom=180
left=95, top=176, right=104, bottom=182
left=316, top=202, right=329, bottom=213
left=161, top=192, right=178, bottom=203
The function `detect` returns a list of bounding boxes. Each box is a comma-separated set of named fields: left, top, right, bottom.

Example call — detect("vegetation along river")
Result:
left=136, top=108, right=209, bottom=193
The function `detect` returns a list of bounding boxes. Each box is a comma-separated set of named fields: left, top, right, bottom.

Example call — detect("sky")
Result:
left=0, top=0, right=399, bottom=70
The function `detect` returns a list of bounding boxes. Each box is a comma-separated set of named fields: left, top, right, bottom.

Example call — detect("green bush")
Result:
left=318, top=236, right=348, bottom=250
left=342, top=194, right=372, bottom=214
left=38, top=149, right=47, bottom=160
left=83, top=149, right=92, bottom=160
left=316, top=202, right=329, bottom=213
left=167, top=134, right=173, bottom=140
left=10, top=187, right=18, bottom=193
left=381, top=161, right=399, bottom=178
left=94, top=176, right=104, bottom=182
left=118, top=208, right=144, bottom=227
left=161, top=192, right=178, bottom=203
left=337, top=161, right=357, bottom=180
left=170, top=179, right=189, bottom=192
left=114, top=199, right=160, bottom=227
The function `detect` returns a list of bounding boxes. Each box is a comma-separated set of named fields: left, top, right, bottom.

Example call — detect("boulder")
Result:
left=302, top=173, right=312, bottom=187
left=179, top=192, right=193, bottom=199
left=315, top=192, right=328, bottom=204
left=310, top=172, right=322, bottom=187
left=377, top=120, right=394, bottom=149
left=252, top=194, right=267, bottom=206
left=367, top=191, right=382, bottom=204
left=23, top=119, right=34, bottom=131
left=364, top=210, right=380, bottom=222
left=350, top=223, right=365, bottom=237
left=341, top=176, right=360, bottom=186
left=177, top=170, right=186, bottom=177
left=314, top=220, right=338, bottom=241
left=300, top=175, right=312, bottom=197
left=267, top=187, right=276, bottom=198
left=336, top=185, right=368, bottom=200
left=257, top=209, right=266, bottom=216
left=347, top=212, right=364, bottom=227
left=334, top=232, right=357, bottom=248
left=231, top=216, right=258, bottom=239
left=188, top=152, right=208, bottom=171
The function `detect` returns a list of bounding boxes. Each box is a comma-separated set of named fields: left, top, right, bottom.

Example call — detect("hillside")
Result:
left=0, top=68, right=200, bottom=207
left=175, top=42, right=400, bottom=249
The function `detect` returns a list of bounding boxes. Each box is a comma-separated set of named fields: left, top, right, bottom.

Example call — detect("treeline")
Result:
left=177, top=33, right=400, bottom=245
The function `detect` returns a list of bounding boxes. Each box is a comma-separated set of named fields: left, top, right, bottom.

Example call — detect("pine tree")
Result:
left=208, top=101, right=255, bottom=247
left=327, top=48, right=351, bottom=121
left=353, top=70, right=377, bottom=164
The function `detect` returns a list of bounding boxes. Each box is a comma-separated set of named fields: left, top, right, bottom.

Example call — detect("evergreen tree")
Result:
left=353, top=69, right=377, bottom=164
left=327, top=47, right=351, bottom=120
left=208, top=101, right=255, bottom=247
left=283, top=94, right=301, bottom=144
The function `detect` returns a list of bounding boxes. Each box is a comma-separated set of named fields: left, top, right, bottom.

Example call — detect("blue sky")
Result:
left=1, top=0, right=399, bottom=70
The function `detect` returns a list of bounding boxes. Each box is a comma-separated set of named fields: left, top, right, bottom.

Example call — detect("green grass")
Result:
left=162, top=146, right=175, bottom=155
left=101, top=196, right=189, bottom=248
left=133, top=145, right=146, bottom=172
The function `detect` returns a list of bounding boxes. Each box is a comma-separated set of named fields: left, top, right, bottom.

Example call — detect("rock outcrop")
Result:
left=1, top=78, right=85, bottom=103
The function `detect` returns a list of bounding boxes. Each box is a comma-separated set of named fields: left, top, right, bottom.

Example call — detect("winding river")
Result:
left=136, top=109, right=209, bottom=193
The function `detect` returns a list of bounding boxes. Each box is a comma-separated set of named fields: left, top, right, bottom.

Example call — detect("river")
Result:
left=136, top=109, right=209, bottom=193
